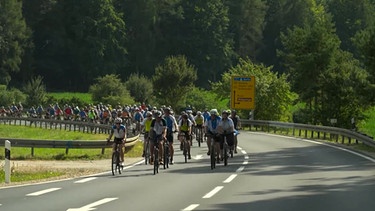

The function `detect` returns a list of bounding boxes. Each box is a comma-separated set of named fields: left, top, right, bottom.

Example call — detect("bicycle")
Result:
left=179, top=132, right=190, bottom=163
left=152, top=136, right=163, bottom=175
left=163, top=137, right=169, bottom=169
left=222, top=132, right=233, bottom=166
left=196, top=126, right=203, bottom=147
left=144, top=136, right=150, bottom=165
left=210, top=134, right=216, bottom=170
left=110, top=141, right=123, bottom=176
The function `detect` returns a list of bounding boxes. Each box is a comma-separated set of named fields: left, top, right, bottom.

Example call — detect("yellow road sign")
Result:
left=230, top=76, right=255, bottom=110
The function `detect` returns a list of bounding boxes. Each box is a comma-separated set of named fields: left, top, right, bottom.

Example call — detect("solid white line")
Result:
left=244, top=155, right=249, bottom=159
left=202, top=186, right=224, bottom=198
left=26, top=188, right=61, bottom=196
left=243, top=161, right=248, bottom=165
left=223, top=174, right=237, bottom=183
left=74, top=177, right=97, bottom=184
left=182, top=204, right=200, bottom=211
left=236, top=166, right=245, bottom=172
left=241, top=150, right=247, bottom=154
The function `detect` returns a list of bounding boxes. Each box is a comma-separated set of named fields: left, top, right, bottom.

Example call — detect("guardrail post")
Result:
left=5, top=140, right=11, bottom=183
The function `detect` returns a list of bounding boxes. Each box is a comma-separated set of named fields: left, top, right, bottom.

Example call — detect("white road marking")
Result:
left=202, top=186, right=224, bottom=198
left=223, top=174, right=237, bottom=183
left=241, top=150, right=246, bottom=154
left=236, top=166, right=245, bottom=172
left=182, top=204, right=200, bottom=211
left=74, top=177, right=97, bottom=184
left=27, top=188, right=61, bottom=196
left=244, top=155, right=249, bottom=159
left=194, top=155, right=203, bottom=160
left=67, top=197, right=117, bottom=211
left=237, top=146, right=242, bottom=150
left=243, top=161, right=248, bottom=165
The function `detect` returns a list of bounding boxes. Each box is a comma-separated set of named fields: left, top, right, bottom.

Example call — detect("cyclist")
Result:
left=163, top=107, right=178, bottom=164
left=230, top=110, right=241, bottom=153
left=218, top=110, right=235, bottom=161
left=194, top=111, right=205, bottom=143
left=178, top=113, right=193, bottom=159
left=205, top=109, right=221, bottom=162
left=107, top=117, right=127, bottom=166
left=141, top=111, right=153, bottom=158
left=150, top=110, right=167, bottom=165
left=133, top=107, right=144, bottom=133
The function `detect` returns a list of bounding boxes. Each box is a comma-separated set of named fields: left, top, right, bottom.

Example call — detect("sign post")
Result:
left=5, top=140, right=11, bottom=183
left=231, top=76, right=256, bottom=110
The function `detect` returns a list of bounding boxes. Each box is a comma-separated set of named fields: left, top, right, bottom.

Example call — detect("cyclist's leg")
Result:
left=143, top=132, right=149, bottom=157
left=219, top=135, right=224, bottom=160
left=167, top=131, right=174, bottom=163
left=185, top=132, right=191, bottom=159
left=214, top=135, right=221, bottom=162
left=234, top=134, right=238, bottom=153
left=206, top=135, right=212, bottom=155
left=226, top=134, right=234, bottom=150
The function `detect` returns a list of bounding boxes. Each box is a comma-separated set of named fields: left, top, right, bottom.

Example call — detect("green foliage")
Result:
left=184, top=87, right=226, bottom=112
left=153, top=55, right=197, bottom=109
left=354, top=26, right=375, bottom=83
left=89, top=74, right=134, bottom=105
left=125, top=73, right=154, bottom=104
left=0, top=85, right=26, bottom=106
left=211, top=58, right=295, bottom=121
left=0, top=0, right=31, bottom=85
left=47, top=92, right=93, bottom=106
left=22, top=76, right=47, bottom=107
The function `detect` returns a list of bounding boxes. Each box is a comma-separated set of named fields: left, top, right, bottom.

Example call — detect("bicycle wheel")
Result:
left=153, top=148, right=159, bottom=175
left=111, top=152, right=117, bottom=176
left=210, top=144, right=215, bottom=170
left=145, top=141, right=150, bottom=165
left=163, top=143, right=169, bottom=169
left=197, top=129, right=201, bottom=147
left=224, top=143, right=228, bottom=166
left=116, top=152, right=122, bottom=174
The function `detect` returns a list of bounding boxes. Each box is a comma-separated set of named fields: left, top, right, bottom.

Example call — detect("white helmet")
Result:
left=114, top=118, right=122, bottom=124
left=210, top=109, right=218, bottom=115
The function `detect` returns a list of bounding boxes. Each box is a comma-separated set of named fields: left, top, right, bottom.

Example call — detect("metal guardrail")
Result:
left=0, top=135, right=140, bottom=156
left=241, top=120, right=375, bottom=148
left=0, top=116, right=111, bottom=134
left=0, top=116, right=141, bottom=156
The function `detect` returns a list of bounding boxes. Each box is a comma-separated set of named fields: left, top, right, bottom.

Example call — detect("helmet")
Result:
left=231, top=109, right=236, bottom=114
left=186, top=109, right=192, bottom=114
left=146, top=111, right=153, bottom=117
left=222, top=110, right=230, bottom=115
left=210, top=109, right=218, bottom=115
left=196, top=111, right=201, bottom=115
left=114, top=118, right=122, bottom=124
left=154, top=110, right=162, bottom=118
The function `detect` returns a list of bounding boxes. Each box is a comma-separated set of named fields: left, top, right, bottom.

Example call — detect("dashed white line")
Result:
left=236, top=166, right=245, bottom=172
left=243, top=161, right=248, bottom=165
left=237, top=146, right=243, bottom=150
left=202, top=186, right=224, bottom=198
left=26, top=188, right=61, bottom=196
left=241, top=150, right=247, bottom=154
left=223, top=174, right=238, bottom=183
left=74, top=177, right=97, bottom=184
left=182, top=204, right=200, bottom=211
left=244, top=155, right=249, bottom=159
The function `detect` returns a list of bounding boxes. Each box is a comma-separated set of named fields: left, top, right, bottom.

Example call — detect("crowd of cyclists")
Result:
left=1, top=101, right=241, bottom=168
left=132, top=106, right=242, bottom=167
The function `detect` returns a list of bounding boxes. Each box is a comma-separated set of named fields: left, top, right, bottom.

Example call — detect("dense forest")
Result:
left=1, top=0, right=375, bottom=127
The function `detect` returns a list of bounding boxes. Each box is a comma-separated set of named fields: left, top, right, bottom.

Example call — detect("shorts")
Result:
left=196, top=124, right=203, bottom=129
left=151, top=132, right=164, bottom=145
left=179, top=131, right=190, bottom=140
left=144, top=131, right=150, bottom=140
left=207, top=132, right=220, bottom=142
left=219, top=133, right=234, bottom=150
left=166, top=130, right=174, bottom=143
left=114, top=137, right=124, bottom=144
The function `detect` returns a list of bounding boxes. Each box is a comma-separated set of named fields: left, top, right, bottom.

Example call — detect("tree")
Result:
left=33, top=0, right=127, bottom=91
left=0, top=0, right=31, bottom=85
left=89, top=74, right=134, bottom=106
left=355, top=26, right=375, bottom=83
left=152, top=55, right=197, bottom=108
left=22, top=76, right=47, bottom=107
left=211, top=58, right=295, bottom=121
left=226, top=0, right=268, bottom=60
left=125, top=73, right=154, bottom=104
left=176, top=0, right=235, bottom=85
left=0, top=85, right=26, bottom=106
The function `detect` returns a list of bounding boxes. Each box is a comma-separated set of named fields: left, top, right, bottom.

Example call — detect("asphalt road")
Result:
left=1, top=132, right=375, bottom=211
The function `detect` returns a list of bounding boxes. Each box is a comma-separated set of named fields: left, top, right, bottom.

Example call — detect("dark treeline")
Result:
left=2, top=0, right=373, bottom=91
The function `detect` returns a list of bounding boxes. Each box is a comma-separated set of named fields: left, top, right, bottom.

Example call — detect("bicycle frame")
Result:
left=112, top=142, right=122, bottom=175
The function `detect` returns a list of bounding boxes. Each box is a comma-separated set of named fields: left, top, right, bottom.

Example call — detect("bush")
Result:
left=0, top=85, right=26, bottom=106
